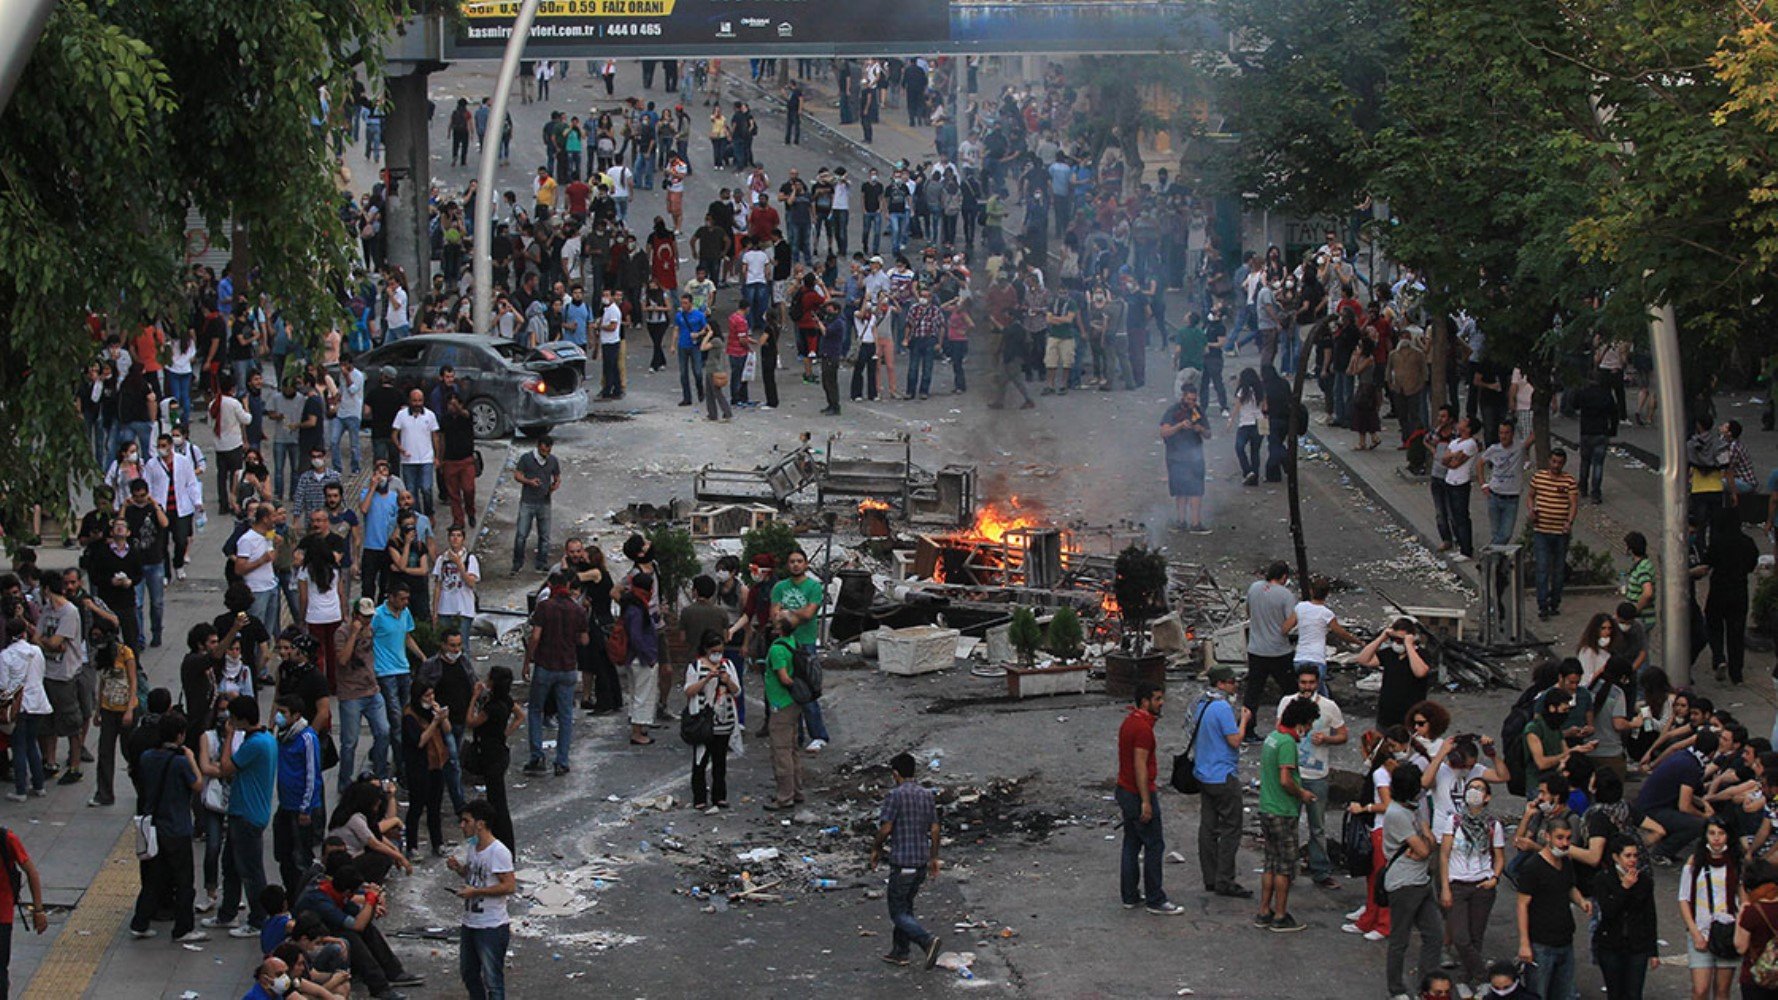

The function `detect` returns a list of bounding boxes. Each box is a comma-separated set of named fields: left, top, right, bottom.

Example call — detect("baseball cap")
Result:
left=356, top=597, right=377, bottom=616
left=1207, top=666, right=1237, bottom=684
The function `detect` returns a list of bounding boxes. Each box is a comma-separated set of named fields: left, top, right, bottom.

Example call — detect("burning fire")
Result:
left=858, top=498, right=892, bottom=513
left=1100, top=591, right=1121, bottom=616
left=964, top=496, right=1039, bottom=544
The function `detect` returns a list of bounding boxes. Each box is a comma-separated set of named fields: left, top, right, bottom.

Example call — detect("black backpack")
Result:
left=789, top=293, right=807, bottom=323
left=774, top=638, right=822, bottom=703
left=1501, top=684, right=1549, bottom=797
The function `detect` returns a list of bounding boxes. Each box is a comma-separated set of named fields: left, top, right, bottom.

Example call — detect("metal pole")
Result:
left=1649, top=300, right=1690, bottom=682
left=0, top=0, right=57, bottom=114
left=472, top=0, right=541, bottom=333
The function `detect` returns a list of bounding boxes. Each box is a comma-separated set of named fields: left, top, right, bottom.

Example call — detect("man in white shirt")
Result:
left=740, top=237, right=772, bottom=332
left=391, top=389, right=441, bottom=516
left=608, top=163, right=633, bottom=223
left=143, top=431, right=204, bottom=581
left=1278, top=663, right=1348, bottom=888
left=1442, top=417, right=1481, bottom=561
left=432, top=524, right=481, bottom=646
left=448, top=799, right=516, bottom=997
left=233, top=503, right=282, bottom=633
left=594, top=288, right=625, bottom=399
left=384, top=280, right=410, bottom=341
left=1281, top=576, right=1358, bottom=695
left=215, top=374, right=252, bottom=513
left=333, top=356, right=367, bottom=475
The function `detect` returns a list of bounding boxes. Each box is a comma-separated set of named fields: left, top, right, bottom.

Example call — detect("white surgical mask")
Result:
left=1597, top=636, right=1610, bottom=648
left=1537, top=801, right=1556, bottom=815
left=716, top=570, right=732, bottom=583
left=442, top=650, right=461, bottom=663
left=1549, top=845, right=1569, bottom=858
left=269, top=974, right=292, bottom=994
left=1392, top=751, right=1410, bottom=763
left=311, top=458, right=326, bottom=470
left=1464, top=788, right=1487, bottom=809
left=1387, top=641, right=1406, bottom=655
left=707, top=651, right=724, bottom=663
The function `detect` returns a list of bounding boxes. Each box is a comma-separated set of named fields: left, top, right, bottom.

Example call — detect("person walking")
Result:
left=1255, top=697, right=1319, bottom=932
left=1383, top=763, right=1446, bottom=1000
left=448, top=799, right=515, bottom=1000
left=1190, top=667, right=1251, bottom=899
left=523, top=572, right=585, bottom=777
left=683, top=630, right=739, bottom=812
left=1117, top=681, right=1184, bottom=915
left=510, top=436, right=560, bottom=575
left=871, top=751, right=946, bottom=967
left=1574, top=374, right=1619, bottom=504
left=1593, top=835, right=1657, bottom=1000
left=1703, top=507, right=1759, bottom=684
left=1528, top=448, right=1580, bottom=618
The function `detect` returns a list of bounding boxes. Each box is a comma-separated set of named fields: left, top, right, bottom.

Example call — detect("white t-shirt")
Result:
left=236, top=529, right=278, bottom=593
left=1292, top=601, right=1336, bottom=664
left=1276, top=693, right=1344, bottom=780
left=608, top=165, right=632, bottom=199
left=1680, top=861, right=1737, bottom=925
left=832, top=179, right=851, bottom=211
left=432, top=551, right=480, bottom=618
left=461, top=838, right=515, bottom=929
left=297, top=565, right=344, bottom=625
left=1434, top=811, right=1504, bottom=884
left=1430, top=760, right=1488, bottom=830
left=385, top=285, right=409, bottom=330
left=1444, top=437, right=1480, bottom=486
left=599, top=303, right=624, bottom=345
left=217, top=395, right=250, bottom=451
left=391, top=408, right=439, bottom=464
left=857, top=313, right=878, bottom=345
left=169, top=341, right=197, bottom=375
left=1369, top=765, right=1391, bottom=832
left=741, top=249, right=770, bottom=285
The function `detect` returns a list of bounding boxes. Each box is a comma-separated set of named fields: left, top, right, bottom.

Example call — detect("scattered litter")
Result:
left=181, top=943, right=204, bottom=952
left=180, top=993, right=201, bottom=999
left=737, top=847, right=781, bottom=863
left=1166, top=851, right=1188, bottom=864
left=1177, top=989, right=1196, bottom=996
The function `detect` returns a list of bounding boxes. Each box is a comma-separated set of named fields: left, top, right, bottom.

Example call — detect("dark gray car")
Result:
left=356, top=333, right=589, bottom=438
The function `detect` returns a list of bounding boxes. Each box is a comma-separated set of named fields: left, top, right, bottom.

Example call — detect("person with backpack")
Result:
left=763, top=614, right=804, bottom=810
left=0, top=824, right=49, bottom=993
left=128, top=709, right=207, bottom=944
left=1436, top=776, right=1506, bottom=995
left=770, top=547, right=829, bottom=752
left=89, top=619, right=138, bottom=807
left=1733, top=860, right=1778, bottom=1000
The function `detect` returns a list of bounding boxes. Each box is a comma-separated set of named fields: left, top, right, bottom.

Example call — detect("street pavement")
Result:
left=12, top=56, right=1772, bottom=1000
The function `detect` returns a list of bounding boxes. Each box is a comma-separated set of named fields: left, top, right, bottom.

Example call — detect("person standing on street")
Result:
left=763, top=615, right=803, bottom=809
left=1282, top=663, right=1348, bottom=890
left=1574, top=374, right=1619, bottom=505
left=1528, top=448, right=1580, bottom=619
left=1515, top=821, right=1591, bottom=1000
left=1118, top=681, right=1184, bottom=915
left=510, top=436, right=560, bottom=575
left=523, top=571, right=585, bottom=777
left=1480, top=419, right=1533, bottom=547
left=391, top=390, right=440, bottom=517
left=1383, top=763, right=1446, bottom=1000
left=448, top=799, right=515, bottom=1000
left=1241, top=561, right=1296, bottom=742
left=0, top=824, right=50, bottom=994
left=204, top=695, right=277, bottom=938
left=1191, top=667, right=1252, bottom=899
left=770, top=547, right=830, bottom=751
left=128, top=710, right=207, bottom=944
left=871, top=751, right=945, bottom=967
left=1256, top=697, right=1319, bottom=932
left=1442, top=417, right=1481, bottom=561
left=1703, top=507, right=1760, bottom=685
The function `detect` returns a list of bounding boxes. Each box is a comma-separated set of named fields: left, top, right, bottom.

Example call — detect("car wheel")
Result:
left=518, top=424, right=553, bottom=439
left=469, top=397, right=508, bottom=438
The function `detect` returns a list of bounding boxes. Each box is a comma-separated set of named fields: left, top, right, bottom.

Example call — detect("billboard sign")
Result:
left=452, top=0, right=950, bottom=55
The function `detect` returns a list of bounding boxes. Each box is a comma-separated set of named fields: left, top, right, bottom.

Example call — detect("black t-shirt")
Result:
left=861, top=180, right=884, bottom=213
left=180, top=651, right=219, bottom=747
left=474, top=696, right=513, bottom=754
left=119, top=379, right=154, bottom=424
left=213, top=611, right=271, bottom=673
left=885, top=182, right=910, bottom=214
left=298, top=393, right=327, bottom=453
left=1375, top=648, right=1429, bottom=729
left=365, top=383, right=404, bottom=439
left=123, top=503, right=166, bottom=565
left=276, top=661, right=330, bottom=726
left=440, top=408, right=476, bottom=462
left=1517, top=853, right=1576, bottom=946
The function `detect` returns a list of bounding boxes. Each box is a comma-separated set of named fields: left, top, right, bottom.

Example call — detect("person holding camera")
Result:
left=683, top=630, right=739, bottom=813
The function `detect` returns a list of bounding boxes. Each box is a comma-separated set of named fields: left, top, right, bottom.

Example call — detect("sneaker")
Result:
left=522, top=759, right=548, bottom=776
left=1145, top=901, right=1186, bottom=916
left=228, top=924, right=260, bottom=939
left=4, top=793, right=24, bottom=803
left=923, top=936, right=944, bottom=970
left=129, top=928, right=157, bottom=939
left=388, top=973, right=426, bottom=987
left=175, top=568, right=187, bottom=581
left=200, top=916, right=236, bottom=929
left=1442, top=946, right=1460, bottom=969
left=57, top=769, right=82, bottom=786
left=80, top=747, right=94, bottom=763
left=27, top=787, right=44, bottom=798
left=553, top=763, right=570, bottom=776
left=881, top=953, right=910, bottom=966
left=1345, top=906, right=1366, bottom=921
left=174, top=930, right=210, bottom=944
left=1448, top=553, right=1470, bottom=564
left=1122, top=901, right=1140, bottom=909
left=1364, top=929, right=1387, bottom=941
left=1252, top=912, right=1274, bottom=928
left=1269, top=914, right=1307, bottom=933
left=1341, top=922, right=1365, bottom=934
left=195, top=891, right=218, bottom=913
left=805, top=739, right=827, bottom=752
left=1189, top=524, right=1212, bottom=535
left=86, top=795, right=113, bottom=807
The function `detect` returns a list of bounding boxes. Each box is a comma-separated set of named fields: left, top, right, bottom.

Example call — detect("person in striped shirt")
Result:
left=1527, top=449, right=1579, bottom=619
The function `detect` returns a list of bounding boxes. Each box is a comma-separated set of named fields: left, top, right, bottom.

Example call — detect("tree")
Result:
left=1007, top=606, right=1044, bottom=668
left=644, top=524, right=700, bottom=612
left=1112, top=545, right=1170, bottom=656
left=1045, top=605, right=1085, bottom=663
left=0, top=0, right=392, bottom=541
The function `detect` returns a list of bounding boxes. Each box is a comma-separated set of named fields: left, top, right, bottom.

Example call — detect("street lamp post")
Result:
left=0, top=0, right=57, bottom=114
left=472, top=0, right=542, bottom=334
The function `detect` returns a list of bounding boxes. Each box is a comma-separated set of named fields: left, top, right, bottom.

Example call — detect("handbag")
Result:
left=460, top=736, right=489, bottom=779
left=1704, top=866, right=1743, bottom=960
left=1750, top=905, right=1778, bottom=988
left=0, top=690, right=19, bottom=727
left=1341, top=810, right=1375, bottom=879
left=1372, top=842, right=1412, bottom=908
left=1170, top=694, right=1215, bottom=795
left=681, top=703, right=716, bottom=745
left=711, top=368, right=731, bottom=388
left=200, top=732, right=230, bottom=813
left=319, top=731, right=340, bottom=771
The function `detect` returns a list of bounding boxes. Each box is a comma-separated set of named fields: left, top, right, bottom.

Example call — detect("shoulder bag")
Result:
left=1372, top=841, right=1413, bottom=908
left=1170, top=695, right=1214, bottom=795
left=133, top=753, right=175, bottom=861
left=1705, top=865, right=1743, bottom=960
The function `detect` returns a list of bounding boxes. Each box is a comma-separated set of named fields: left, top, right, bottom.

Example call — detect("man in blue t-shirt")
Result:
left=373, top=584, right=423, bottom=783
left=357, top=463, right=401, bottom=601
left=1189, top=667, right=1252, bottom=897
left=207, top=695, right=278, bottom=934
left=1636, top=728, right=1715, bottom=860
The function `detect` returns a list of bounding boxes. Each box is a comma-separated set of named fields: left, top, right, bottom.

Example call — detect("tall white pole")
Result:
left=1648, top=300, right=1690, bottom=682
left=0, top=0, right=57, bottom=113
left=472, top=0, right=541, bottom=333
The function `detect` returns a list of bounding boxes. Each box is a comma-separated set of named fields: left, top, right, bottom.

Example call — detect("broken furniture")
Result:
left=692, top=444, right=818, bottom=507
left=816, top=433, right=926, bottom=511
left=688, top=503, right=779, bottom=538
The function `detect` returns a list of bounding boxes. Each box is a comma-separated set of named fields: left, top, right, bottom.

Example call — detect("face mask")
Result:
left=715, top=570, right=732, bottom=583
left=1537, top=801, right=1557, bottom=815
left=273, top=712, right=288, bottom=729
left=707, top=651, right=724, bottom=663
left=1549, top=845, right=1569, bottom=858
left=1392, top=751, right=1410, bottom=763
left=270, top=974, right=292, bottom=994
left=1465, top=788, right=1487, bottom=809
left=1387, top=641, right=1406, bottom=655
left=172, top=437, right=184, bottom=448
left=1709, top=841, right=1728, bottom=857
left=159, top=446, right=172, bottom=457
left=311, top=458, right=326, bottom=470
left=1597, top=636, right=1610, bottom=648
left=1545, top=712, right=1567, bottom=726
left=124, top=451, right=138, bottom=462
left=442, top=650, right=461, bottom=663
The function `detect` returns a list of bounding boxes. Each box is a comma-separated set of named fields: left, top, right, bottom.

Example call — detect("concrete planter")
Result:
left=1104, top=652, right=1167, bottom=700
left=1005, top=662, right=1090, bottom=699
left=877, top=625, right=959, bottom=676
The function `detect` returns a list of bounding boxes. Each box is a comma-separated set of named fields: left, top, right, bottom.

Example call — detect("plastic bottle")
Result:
left=811, top=878, right=839, bottom=890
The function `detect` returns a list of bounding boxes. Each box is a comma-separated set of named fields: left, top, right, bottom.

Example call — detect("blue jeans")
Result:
left=1579, top=434, right=1610, bottom=501
left=135, top=563, right=165, bottom=645
left=513, top=501, right=551, bottom=571
left=886, top=866, right=934, bottom=958
left=789, top=219, right=812, bottom=264
left=527, top=667, right=576, bottom=766
left=1302, top=775, right=1332, bottom=879
left=124, top=421, right=156, bottom=462
left=889, top=211, right=911, bottom=254
left=231, top=359, right=258, bottom=393
left=1533, top=531, right=1570, bottom=613
left=1279, top=325, right=1300, bottom=375
left=613, top=196, right=628, bottom=223
left=337, top=692, right=390, bottom=793
left=401, top=462, right=435, bottom=515
left=862, top=211, right=882, bottom=254
left=1235, top=424, right=1261, bottom=479
left=11, top=713, right=43, bottom=794
left=906, top=339, right=936, bottom=397
left=166, top=372, right=193, bottom=427
left=386, top=324, right=411, bottom=343
left=678, top=347, right=705, bottom=404
left=332, top=415, right=362, bottom=473
left=460, top=923, right=510, bottom=1000
left=1114, top=786, right=1166, bottom=906
left=249, top=587, right=280, bottom=637
left=1531, top=942, right=1577, bottom=1000
left=944, top=340, right=968, bottom=391
left=273, top=440, right=299, bottom=497
left=378, top=673, right=412, bottom=781
left=744, top=282, right=770, bottom=333
left=1487, top=491, right=1519, bottom=546
left=219, top=814, right=268, bottom=928
left=1331, top=370, right=1353, bottom=424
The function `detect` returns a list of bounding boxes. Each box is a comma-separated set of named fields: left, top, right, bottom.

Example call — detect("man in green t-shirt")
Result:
left=769, top=547, right=830, bottom=751
left=1043, top=291, right=1081, bottom=396
left=763, top=616, right=803, bottom=809
left=1256, top=697, right=1319, bottom=933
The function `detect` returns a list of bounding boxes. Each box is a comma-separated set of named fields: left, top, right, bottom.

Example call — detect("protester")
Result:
left=1382, top=763, right=1444, bottom=1000
left=448, top=799, right=515, bottom=1000
left=1190, top=667, right=1250, bottom=899
left=870, top=751, right=945, bottom=968
left=1255, top=697, right=1318, bottom=932
left=1117, top=681, right=1183, bottom=915
left=1679, top=818, right=1743, bottom=1000
left=1594, top=835, right=1657, bottom=1000
left=683, top=630, right=740, bottom=812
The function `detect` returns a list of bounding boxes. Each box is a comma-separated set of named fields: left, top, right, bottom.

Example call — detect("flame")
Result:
left=858, top=498, right=892, bottom=513
left=1101, top=591, right=1121, bottom=616
left=963, top=497, right=1039, bottom=544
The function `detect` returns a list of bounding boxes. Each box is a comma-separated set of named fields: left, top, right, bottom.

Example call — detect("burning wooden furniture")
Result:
left=693, top=444, right=819, bottom=507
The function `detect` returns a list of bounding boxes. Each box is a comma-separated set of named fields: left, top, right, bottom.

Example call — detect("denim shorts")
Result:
left=1688, top=938, right=1741, bottom=970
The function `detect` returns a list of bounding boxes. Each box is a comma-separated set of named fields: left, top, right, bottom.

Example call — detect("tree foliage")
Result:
left=1044, top=604, right=1085, bottom=663
left=0, top=0, right=393, bottom=537
left=1007, top=606, right=1044, bottom=667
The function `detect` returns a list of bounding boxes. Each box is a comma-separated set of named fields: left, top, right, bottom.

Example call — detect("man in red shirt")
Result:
left=1116, top=681, right=1183, bottom=914
left=0, top=826, right=49, bottom=995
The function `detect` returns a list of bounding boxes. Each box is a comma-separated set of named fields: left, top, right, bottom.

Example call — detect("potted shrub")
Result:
left=1007, top=606, right=1044, bottom=667
left=1046, top=605, right=1085, bottom=663
left=1003, top=604, right=1091, bottom=699
left=1105, top=544, right=1170, bottom=698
